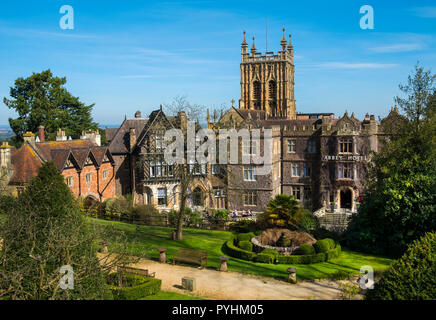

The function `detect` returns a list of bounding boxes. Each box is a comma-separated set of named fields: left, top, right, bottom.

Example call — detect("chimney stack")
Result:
left=0, top=142, right=12, bottom=168
left=135, top=110, right=142, bottom=118
left=56, top=129, right=67, bottom=141
left=37, top=125, right=45, bottom=142
left=23, top=132, right=36, bottom=147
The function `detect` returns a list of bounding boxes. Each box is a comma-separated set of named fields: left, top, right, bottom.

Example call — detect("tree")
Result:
left=345, top=64, right=436, bottom=257
left=164, top=95, right=205, bottom=123
left=366, top=232, right=436, bottom=300
left=257, top=194, right=304, bottom=230
left=4, top=70, right=98, bottom=146
left=0, top=162, right=132, bottom=299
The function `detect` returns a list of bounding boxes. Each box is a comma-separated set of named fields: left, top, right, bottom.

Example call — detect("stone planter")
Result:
left=158, top=248, right=167, bottom=263
left=251, top=236, right=297, bottom=255
left=219, top=256, right=229, bottom=272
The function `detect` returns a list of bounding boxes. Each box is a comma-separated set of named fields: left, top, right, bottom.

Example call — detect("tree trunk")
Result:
left=175, top=192, right=186, bottom=241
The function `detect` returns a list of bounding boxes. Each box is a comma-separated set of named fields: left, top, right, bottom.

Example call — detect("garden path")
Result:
left=130, top=258, right=349, bottom=300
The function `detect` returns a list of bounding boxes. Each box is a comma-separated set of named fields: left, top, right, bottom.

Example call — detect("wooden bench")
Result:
left=117, top=266, right=156, bottom=278
left=173, top=248, right=208, bottom=267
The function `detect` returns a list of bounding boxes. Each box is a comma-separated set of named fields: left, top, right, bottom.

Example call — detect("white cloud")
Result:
left=318, top=62, right=397, bottom=69
left=369, top=43, right=424, bottom=53
left=411, top=7, right=436, bottom=18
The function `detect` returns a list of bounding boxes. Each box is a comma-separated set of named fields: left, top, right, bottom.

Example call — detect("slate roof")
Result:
left=108, top=118, right=148, bottom=154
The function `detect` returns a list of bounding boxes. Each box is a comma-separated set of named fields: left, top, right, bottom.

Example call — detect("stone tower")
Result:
left=239, top=28, right=296, bottom=119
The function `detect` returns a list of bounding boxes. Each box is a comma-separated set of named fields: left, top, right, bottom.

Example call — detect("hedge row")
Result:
left=278, top=244, right=342, bottom=264
left=107, top=273, right=162, bottom=300
left=236, top=232, right=256, bottom=243
left=223, top=238, right=257, bottom=261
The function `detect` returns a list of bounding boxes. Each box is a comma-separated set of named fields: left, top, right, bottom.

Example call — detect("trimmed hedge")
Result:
left=313, top=239, right=332, bottom=253
left=238, top=240, right=253, bottom=252
left=294, top=244, right=316, bottom=256
left=236, top=232, right=256, bottom=243
left=224, top=238, right=257, bottom=261
left=107, top=273, right=162, bottom=300
left=225, top=234, right=341, bottom=265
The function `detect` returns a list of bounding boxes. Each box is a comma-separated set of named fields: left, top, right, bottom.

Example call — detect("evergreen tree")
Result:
left=3, top=70, right=98, bottom=146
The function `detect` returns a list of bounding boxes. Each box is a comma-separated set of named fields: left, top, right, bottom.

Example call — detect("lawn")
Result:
left=140, top=291, right=205, bottom=300
left=92, top=218, right=394, bottom=281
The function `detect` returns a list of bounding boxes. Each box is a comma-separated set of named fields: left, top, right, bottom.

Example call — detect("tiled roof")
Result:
left=108, top=118, right=148, bottom=154
left=105, top=128, right=118, bottom=143
left=10, top=145, right=42, bottom=184
left=35, top=140, right=95, bottom=161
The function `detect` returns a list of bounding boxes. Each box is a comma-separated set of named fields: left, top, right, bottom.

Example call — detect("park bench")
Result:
left=173, top=248, right=208, bottom=267
left=117, top=266, right=156, bottom=278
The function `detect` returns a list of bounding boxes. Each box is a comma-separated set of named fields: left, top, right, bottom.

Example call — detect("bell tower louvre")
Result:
left=239, top=28, right=296, bottom=119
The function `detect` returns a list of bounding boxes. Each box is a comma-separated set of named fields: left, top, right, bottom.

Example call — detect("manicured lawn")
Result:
left=93, top=218, right=394, bottom=281
left=140, top=291, right=205, bottom=300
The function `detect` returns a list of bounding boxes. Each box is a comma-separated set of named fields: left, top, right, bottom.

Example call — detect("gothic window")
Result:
left=269, top=81, right=277, bottom=115
left=253, top=81, right=261, bottom=109
left=192, top=187, right=204, bottom=206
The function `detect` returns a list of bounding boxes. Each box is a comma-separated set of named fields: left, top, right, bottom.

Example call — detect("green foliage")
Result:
left=345, top=65, right=436, bottom=258
left=277, top=244, right=341, bottom=265
left=238, top=240, right=253, bottom=252
left=223, top=238, right=257, bottom=261
left=213, top=209, right=229, bottom=222
left=330, top=270, right=352, bottom=280
left=132, top=205, right=166, bottom=225
left=230, top=220, right=258, bottom=233
left=277, top=232, right=291, bottom=247
left=294, top=244, right=316, bottom=256
left=313, top=239, right=331, bottom=253
left=299, top=210, right=317, bottom=232
left=366, top=232, right=436, bottom=300
left=107, top=273, right=162, bottom=300
left=0, top=162, right=108, bottom=299
left=257, top=194, right=304, bottom=230
left=256, top=253, right=274, bottom=264
left=168, top=208, right=203, bottom=228
left=236, top=232, right=255, bottom=243
left=104, top=196, right=133, bottom=220
left=3, top=70, right=98, bottom=145
left=261, top=248, right=279, bottom=260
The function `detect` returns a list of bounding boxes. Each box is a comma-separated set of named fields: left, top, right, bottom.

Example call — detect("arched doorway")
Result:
left=144, top=187, right=153, bottom=205
left=192, top=187, right=204, bottom=207
left=340, top=189, right=352, bottom=209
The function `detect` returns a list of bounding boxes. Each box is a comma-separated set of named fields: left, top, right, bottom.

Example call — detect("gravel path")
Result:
left=130, top=258, right=345, bottom=300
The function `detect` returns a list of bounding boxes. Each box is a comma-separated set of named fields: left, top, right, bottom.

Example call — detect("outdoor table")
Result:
left=219, top=256, right=230, bottom=272
left=158, top=248, right=167, bottom=263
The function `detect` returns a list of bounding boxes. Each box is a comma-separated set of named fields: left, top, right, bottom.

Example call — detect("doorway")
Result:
left=340, top=189, right=352, bottom=209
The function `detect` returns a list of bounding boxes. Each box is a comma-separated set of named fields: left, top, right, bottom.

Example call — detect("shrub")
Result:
left=132, top=205, right=165, bottom=225
left=231, top=220, right=258, bottom=233
left=313, top=239, right=330, bottom=253
left=261, top=248, right=279, bottom=260
left=299, top=210, right=317, bottom=232
left=257, top=253, right=274, bottom=264
left=331, top=270, right=352, bottom=280
left=277, top=232, right=291, bottom=247
left=107, top=273, right=162, bottom=300
left=325, top=238, right=336, bottom=249
left=294, top=244, right=316, bottom=256
left=238, top=240, right=253, bottom=252
left=224, top=239, right=257, bottom=261
left=366, top=232, right=436, bottom=300
left=237, top=232, right=255, bottom=243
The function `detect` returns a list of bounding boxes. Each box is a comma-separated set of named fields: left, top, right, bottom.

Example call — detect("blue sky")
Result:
left=0, top=0, right=435, bottom=126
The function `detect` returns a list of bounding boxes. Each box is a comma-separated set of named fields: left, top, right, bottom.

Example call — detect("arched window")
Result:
left=268, top=80, right=277, bottom=116
left=253, top=81, right=261, bottom=110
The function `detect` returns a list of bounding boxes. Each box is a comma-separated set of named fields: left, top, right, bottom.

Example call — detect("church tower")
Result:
left=239, top=28, right=296, bottom=119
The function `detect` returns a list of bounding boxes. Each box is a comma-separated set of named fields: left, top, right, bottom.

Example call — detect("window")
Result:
left=192, top=187, right=204, bottom=206
left=213, top=187, right=226, bottom=208
left=308, top=140, right=317, bottom=153
left=243, top=166, right=256, bottom=181
left=338, top=163, right=354, bottom=179
left=212, top=164, right=220, bottom=175
left=339, top=138, right=353, bottom=153
left=154, top=135, right=166, bottom=150
left=102, top=170, right=109, bottom=180
left=303, top=162, right=312, bottom=177
left=253, top=81, right=261, bottom=109
left=291, top=162, right=301, bottom=177
left=287, top=140, right=296, bottom=153
left=243, top=191, right=257, bottom=206
left=242, top=140, right=257, bottom=155
left=157, top=188, right=167, bottom=206
left=304, top=186, right=311, bottom=200
left=66, top=176, right=73, bottom=187
left=292, top=186, right=301, bottom=200
left=85, top=173, right=92, bottom=183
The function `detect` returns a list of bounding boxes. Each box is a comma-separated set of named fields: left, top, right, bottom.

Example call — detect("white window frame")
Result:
left=243, top=166, right=256, bottom=181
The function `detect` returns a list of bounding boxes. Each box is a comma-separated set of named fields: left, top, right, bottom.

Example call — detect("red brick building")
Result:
left=8, top=128, right=115, bottom=201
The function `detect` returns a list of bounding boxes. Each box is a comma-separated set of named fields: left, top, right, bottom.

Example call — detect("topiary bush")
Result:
left=277, top=232, right=291, bottom=247
left=313, top=239, right=331, bottom=253
left=107, top=273, right=162, bottom=300
left=238, top=240, right=253, bottom=252
left=261, top=248, right=279, bottom=260
left=294, top=243, right=316, bottom=256
left=366, top=232, right=436, bottom=300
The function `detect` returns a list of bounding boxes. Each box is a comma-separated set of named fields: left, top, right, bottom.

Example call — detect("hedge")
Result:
left=257, top=253, right=275, bottom=264
left=313, top=239, right=332, bottom=253
left=238, top=240, right=253, bottom=252
left=224, top=238, right=257, bottom=261
left=236, top=232, right=256, bottom=243
left=107, top=273, right=162, bottom=300
left=261, top=248, right=279, bottom=260
left=294, top=243, right=316, bottom=256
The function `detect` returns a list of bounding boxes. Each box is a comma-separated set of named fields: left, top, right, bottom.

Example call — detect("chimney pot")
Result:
left=37, top=125, right=45, bottom=142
